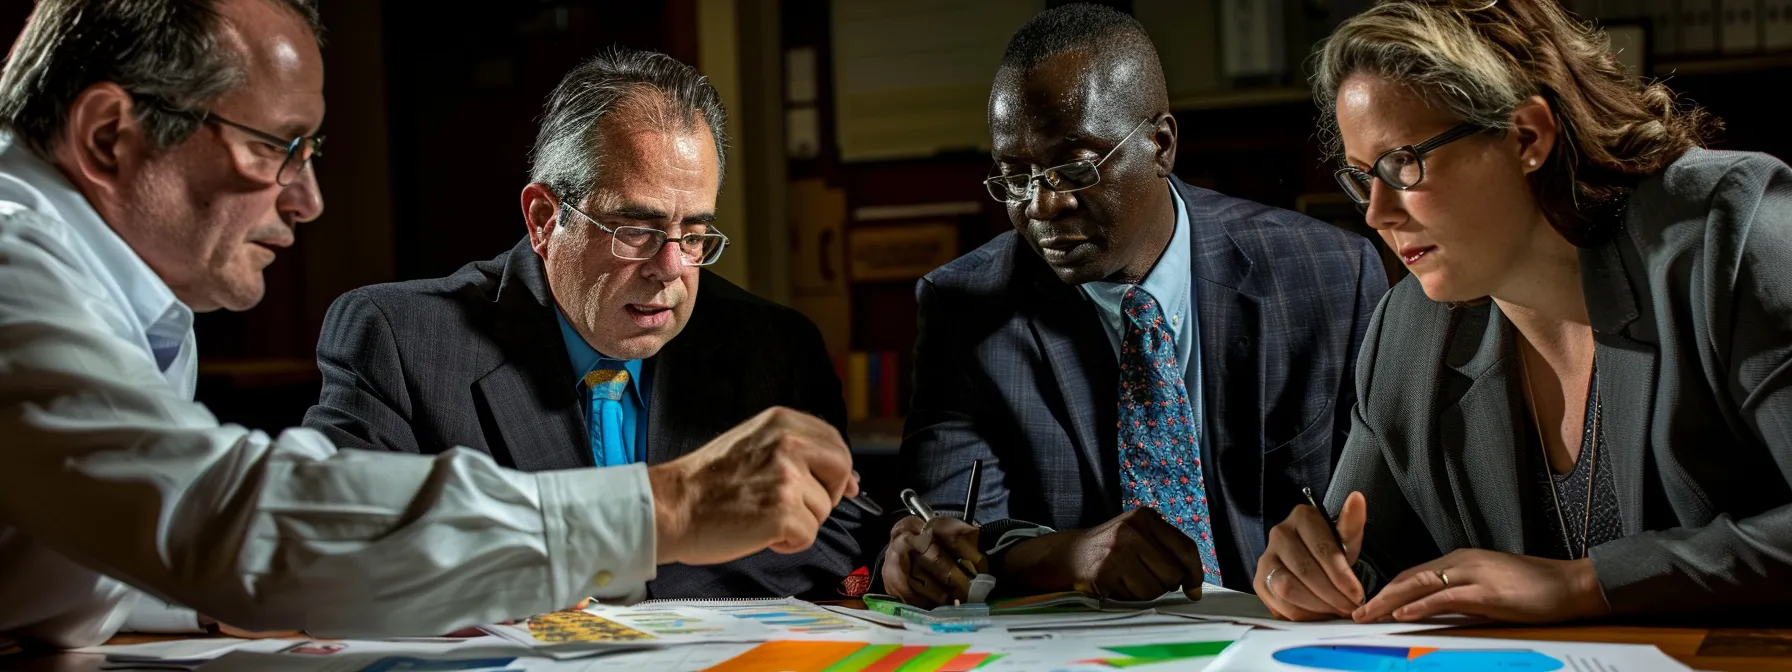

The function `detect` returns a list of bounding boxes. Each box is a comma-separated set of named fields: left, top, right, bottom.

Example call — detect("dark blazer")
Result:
left=1333, top=148, right=1792, bottom=616
left=302, top=237, right=861, bottom=601
left=901, top=177, right=1388, bottom=591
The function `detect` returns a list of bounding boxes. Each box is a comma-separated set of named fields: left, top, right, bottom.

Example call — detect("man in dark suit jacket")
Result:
left=304, top=49, right=862, bottom=601
left=880, top=5, right=1387, bottom=604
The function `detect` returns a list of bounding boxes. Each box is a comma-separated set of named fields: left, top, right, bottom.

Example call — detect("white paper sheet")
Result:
left=1206, top=631, right=1693, bottom=671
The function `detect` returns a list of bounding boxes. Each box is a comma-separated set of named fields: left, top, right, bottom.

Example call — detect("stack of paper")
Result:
left=147, top=590, right=1695, bottom=672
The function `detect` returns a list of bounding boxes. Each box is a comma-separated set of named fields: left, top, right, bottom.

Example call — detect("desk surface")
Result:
left=11, top=624, right=1792, bottom=671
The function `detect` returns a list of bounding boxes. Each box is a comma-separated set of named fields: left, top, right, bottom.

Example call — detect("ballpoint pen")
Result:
left=847, top=470, right=883, bottom=516
left=899, top=488, right=936, bottom=521
left=962, top=459, right=982, bottom=526
left=1302, top=486, right=1344, bottom=551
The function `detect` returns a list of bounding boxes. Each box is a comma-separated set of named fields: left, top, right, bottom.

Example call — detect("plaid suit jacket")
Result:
left=901, top=178, right=1387, bottom=590
left=303, top=237, right=861, bottom=601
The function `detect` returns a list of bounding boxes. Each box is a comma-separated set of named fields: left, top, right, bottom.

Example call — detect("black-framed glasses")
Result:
left=1334, top=122, right=1483, bottom=207
left=563, top=203, right=730, bottom=267
left=984, top=117, right=1152, bottom=204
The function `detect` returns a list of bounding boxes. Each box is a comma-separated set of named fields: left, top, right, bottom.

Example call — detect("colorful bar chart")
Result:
left=701, top=642, right=1002, bottom=672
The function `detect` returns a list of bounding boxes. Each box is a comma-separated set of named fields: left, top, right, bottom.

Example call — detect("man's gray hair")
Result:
left=0, top=0, right=323, bottom=158
left=529, top=47, right=729, bottom=202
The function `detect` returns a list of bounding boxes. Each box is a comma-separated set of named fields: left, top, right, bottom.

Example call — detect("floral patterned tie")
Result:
left=1117, top=287, right=1221, bottom=585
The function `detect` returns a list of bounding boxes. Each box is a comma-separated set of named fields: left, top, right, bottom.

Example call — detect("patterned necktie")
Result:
left=583, top=366, right=631, bottom=467
left=1117, top=287, right=1221, bottom=585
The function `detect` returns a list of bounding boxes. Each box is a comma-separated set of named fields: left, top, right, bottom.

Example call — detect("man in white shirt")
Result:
left=0, top=0, right=857, bottom=649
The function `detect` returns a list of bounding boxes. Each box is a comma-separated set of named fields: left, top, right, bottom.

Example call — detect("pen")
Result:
left=847, top=470, right=884, bottom=516
left=899, top=488, right=936, bottom=521
left=1302, top=486, right=1344, bottom=551
left=961, top=460, right=982, bottom=525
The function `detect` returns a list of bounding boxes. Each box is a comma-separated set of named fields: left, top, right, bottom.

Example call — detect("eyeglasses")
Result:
left=152, top=99, right=324, bottom=186
left=563, top=203, right=730, bottom=267
left=984, top=118, right=1152, bottom=204
left=1334, top=122, right=1482, bottom=207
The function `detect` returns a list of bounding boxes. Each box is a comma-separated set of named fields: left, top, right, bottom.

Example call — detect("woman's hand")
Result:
left=1351, top=549, right=1609, bottom=624
left=1255, top=491, right=1368, bottom=621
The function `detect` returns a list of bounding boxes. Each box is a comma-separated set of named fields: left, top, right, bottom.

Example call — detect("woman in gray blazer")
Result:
left=1256, top=0, right=1792, bottom=625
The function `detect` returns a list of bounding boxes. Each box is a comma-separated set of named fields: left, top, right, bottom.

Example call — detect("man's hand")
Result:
left=1256, top=491, right=1367, bottom=621
left=1001, top=508, right=1206, bottom=602
left=882, top=515, right=987, bottom=607
left=1350, top=549, right=1608, bottom=624
left=647, top=406, right=857, bottom=566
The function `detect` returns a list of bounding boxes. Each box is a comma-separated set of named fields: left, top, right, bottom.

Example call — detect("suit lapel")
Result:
left=1023, top=253, right=1120, bottom=504
left=1582, top=237, right=1656, bottom=535
left=473, top=240, right=592, bottom=471
left=644, top=269, right=729, bottom=464
left=1178, top=180, right=1265, bottom=567
left=1433, top=306, right=1532, bottom=553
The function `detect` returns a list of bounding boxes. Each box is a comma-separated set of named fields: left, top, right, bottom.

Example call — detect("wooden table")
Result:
left=9, top=623, right=1792, bottom=671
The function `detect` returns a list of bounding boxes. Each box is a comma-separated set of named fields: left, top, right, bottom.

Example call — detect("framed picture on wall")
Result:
left=846, top=222, right=960, bottom=283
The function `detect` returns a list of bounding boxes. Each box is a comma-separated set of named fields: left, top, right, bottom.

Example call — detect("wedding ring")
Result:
left=1265, top=567, right=1280, bottom=589
left=1434, top=569, right=1450, bottom=587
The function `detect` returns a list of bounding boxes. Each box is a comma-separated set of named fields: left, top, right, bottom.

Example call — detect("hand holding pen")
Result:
left=1255, top=487, right=1369, bottom=621
left=880, top=461, right=991, bottom=608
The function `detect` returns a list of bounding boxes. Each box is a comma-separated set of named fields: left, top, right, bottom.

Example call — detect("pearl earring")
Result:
left=1527, top=158, right=1538, bottom=167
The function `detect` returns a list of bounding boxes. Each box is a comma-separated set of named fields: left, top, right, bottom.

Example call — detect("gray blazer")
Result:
left=1332, top=148, right=1792, bottom=616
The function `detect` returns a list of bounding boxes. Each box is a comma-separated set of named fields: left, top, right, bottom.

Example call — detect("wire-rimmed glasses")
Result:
left=983, top=118, right=1153, bottom=203
left=150, top=97, right=324, bottom=186
left=1334, top=122, right=1482, bottom=207
left=563, top=203, right=730, bottom=267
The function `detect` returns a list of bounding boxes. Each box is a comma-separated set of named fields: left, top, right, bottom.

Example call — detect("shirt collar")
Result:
left=0, top=132, right=192, bottom=358
left=1081, top=178, right=1193, bottom=322
left=554, top=308, right=644, bottom=389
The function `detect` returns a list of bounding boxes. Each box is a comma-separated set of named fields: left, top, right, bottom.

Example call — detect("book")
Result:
left=1650, top=0, right=1681, bottom=56
left=847, top=352, right=870, bottom=421
left=1721, top=0, right=1763, bottom=53
left=878, top=351, right=900, bottom=418
left=1682, top=0, right=1719, bottom=53
left=1766, top=0, right=1792, bottom=48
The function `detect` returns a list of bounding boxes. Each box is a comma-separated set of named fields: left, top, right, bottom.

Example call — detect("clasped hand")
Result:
left=1256, top=491, right=1609, bottom=624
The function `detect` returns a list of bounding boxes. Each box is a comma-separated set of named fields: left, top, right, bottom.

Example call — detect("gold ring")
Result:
left=1434, top=569, right=1450, bottom=587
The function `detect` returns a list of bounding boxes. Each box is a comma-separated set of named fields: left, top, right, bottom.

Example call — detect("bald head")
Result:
left=991, top=3, right=1167, bottom=127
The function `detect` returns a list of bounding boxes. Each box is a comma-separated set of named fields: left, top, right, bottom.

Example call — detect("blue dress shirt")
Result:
left=1078, top=178, right=1203, bottom=431
left=556, top=310, right=648, bottom=465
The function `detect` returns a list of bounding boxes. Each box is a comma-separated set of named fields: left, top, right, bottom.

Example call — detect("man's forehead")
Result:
left=991, top=53, right=1141, bottom=151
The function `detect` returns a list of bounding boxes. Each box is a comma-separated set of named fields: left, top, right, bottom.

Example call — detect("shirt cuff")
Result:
left=120, top=598, right=204, bottom=634
left=989, top=524, right=1054, bottom=556
left=537, top=463, right=658, bottom=607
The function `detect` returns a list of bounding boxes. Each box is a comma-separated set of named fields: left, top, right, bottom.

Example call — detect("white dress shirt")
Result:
left=0, top=133, right=656, bottom=648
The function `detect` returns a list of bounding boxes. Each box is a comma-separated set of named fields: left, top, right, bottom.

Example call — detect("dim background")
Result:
left=5, top=0, right=1787, bottom=508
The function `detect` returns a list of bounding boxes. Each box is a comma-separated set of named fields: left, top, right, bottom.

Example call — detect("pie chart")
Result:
left=1272, top=644, right=1566, bottom=671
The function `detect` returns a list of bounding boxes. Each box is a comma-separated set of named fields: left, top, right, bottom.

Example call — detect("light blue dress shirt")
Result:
left=556, top=310, right=648, bottom=466
left=1079, top=180, right=1203, bottom=442
left=1079, top=179, right=1201, bottom=379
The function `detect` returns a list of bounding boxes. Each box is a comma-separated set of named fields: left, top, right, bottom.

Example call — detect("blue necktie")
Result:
left=1117, top=287, right=1222, bottom=585
left=583, top=366, right=630, bottom=467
